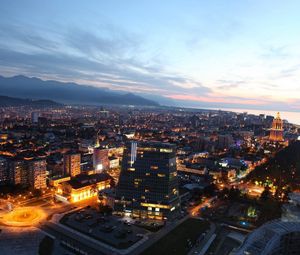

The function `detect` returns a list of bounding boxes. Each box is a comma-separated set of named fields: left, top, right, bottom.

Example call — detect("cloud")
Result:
left=215, top=79, right=246, bottom=90
left=0, top=23, right=211, bottom=98
left=261, top=45, right=289, bottom=59
left=0, top=19, right=299, bottom=112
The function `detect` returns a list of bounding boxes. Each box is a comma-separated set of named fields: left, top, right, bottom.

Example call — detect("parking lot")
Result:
left=60, top=207, right=149, bottom=249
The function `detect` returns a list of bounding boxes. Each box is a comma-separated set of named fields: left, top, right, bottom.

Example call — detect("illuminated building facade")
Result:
left=0, top=157, right=9, bottom=185
left=49, top=176, right=71, bottom=187
left=109, top=156, right=119, bottom=169
left=9, top=159, right=27, bottom=185
left=269, top=112, right=284, bottom=142
left=114, top=141, right=180, bottom=220
left=64, top=152, right=81, bottom=177
left=93, top=148, right=109, bottom=172
left=8, top=158, right=46, bottom=189
left=56, top=173, right=111, bottom=203
left=28, top=159, right=47, bottom=189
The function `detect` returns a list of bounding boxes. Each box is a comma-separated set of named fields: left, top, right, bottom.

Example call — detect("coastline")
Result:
left=201, top=107, right=300, bottom=125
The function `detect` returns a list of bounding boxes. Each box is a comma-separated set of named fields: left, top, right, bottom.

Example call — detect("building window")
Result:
left=160, top=148, right=173, bottom=153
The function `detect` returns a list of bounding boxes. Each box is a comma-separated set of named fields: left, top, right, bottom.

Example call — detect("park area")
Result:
left=141, top=218, right=209, bottom=255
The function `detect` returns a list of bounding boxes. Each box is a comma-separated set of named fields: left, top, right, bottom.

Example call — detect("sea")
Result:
left=204, top=107, right=300, bottom=125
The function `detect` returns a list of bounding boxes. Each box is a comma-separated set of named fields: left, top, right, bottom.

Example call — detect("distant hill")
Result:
left=0, top=75, right=159, bottom=106
left=248, top=141, right=300, bottom=189
left=0, top=95, right=62, bottom=107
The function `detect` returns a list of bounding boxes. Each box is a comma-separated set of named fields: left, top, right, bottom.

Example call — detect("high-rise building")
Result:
left=0, top=157, right=9, bottom=185
left=28, top=159, right=47, bottom=189
left=31, top=112, right=39, bottom=124
left=114, top=141, right=180, bottom=220
left=80, top=153, right=93, bottom=173
left=64, top=152, right=81, bottom=177
left=93, top=148, right=109, bottom=172
left=9, top=159, right=46, bottom=189
left=217, top=134, right=234, bottom=150
left=9, top=159, right=27, bottom=185
left=269, top=112, right=284, bottom=142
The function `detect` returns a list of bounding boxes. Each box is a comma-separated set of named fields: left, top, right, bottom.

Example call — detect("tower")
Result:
left=0, top=157, right=8, bottom=185
left=64, top=152, right=81, bottom=177
left=269, top=112, right=284, bottom=142
left=115, top=141, right=180, bottom=220
left=93, top=148, right=109, bottom=172
left=28, top=159, right=47, bottom=189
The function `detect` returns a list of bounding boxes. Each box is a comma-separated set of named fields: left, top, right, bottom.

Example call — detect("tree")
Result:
left=219, top=187, right=229, bottom=199
left=99, top=204, right=112, bottom=215
left=257, top=199, right=281, bottom=225
left=203, top=184, right=218, bottom=197
left=228, top=186, right=241, bottom=200
left=282, top=186, right=292, bottom=202
left=260, top=186, right=271, bottom=202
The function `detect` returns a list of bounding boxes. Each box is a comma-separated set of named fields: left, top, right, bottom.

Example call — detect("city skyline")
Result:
left=1, top=1, right=300, bottom=112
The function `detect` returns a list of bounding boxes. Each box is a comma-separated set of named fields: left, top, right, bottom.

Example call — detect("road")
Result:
left=187, top=220, right=216, bottom=255
left=189, top=197, right=216, bottom=217
left=217, top=181, right=264, bottom=197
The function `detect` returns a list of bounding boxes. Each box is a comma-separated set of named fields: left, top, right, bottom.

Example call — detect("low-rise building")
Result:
left=49, top=176, right=71, bottom=187
left=56, top=173, right=111, bottom=203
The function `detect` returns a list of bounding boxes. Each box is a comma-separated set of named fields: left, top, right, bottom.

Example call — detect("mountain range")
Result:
left=0, top=95, right=61, bottom=107
left=0, top=75, right=159, bottom=106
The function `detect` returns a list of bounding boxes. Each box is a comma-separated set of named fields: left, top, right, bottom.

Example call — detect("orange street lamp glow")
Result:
left=0, top=207, right=47, bottom=227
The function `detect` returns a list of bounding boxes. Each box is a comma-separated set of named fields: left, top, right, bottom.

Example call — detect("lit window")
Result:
left=158, top=174, right=166, bottom=177
left=151, top=166, right=158, bottom=170
left=160, top=148, right=172, bottom=153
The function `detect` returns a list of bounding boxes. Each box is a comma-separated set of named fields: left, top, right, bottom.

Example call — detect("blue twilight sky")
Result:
left=1, top=0, right=300, bottom=111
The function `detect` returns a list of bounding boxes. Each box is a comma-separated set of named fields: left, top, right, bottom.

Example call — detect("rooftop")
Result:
left=66, top=173, right=112, bottom=189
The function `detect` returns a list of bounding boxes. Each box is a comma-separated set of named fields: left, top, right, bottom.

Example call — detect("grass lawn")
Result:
left=141, top=218, right=209, bottom=255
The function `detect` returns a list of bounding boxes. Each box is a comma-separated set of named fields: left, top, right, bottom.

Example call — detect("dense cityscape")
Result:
left=0, top=103, right=300, bottom=254
left=2, top=1, right=300, bottom=255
